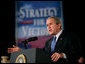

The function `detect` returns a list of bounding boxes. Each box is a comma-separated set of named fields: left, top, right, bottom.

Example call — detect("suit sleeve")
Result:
left=64, top=33, right=82, bottom=63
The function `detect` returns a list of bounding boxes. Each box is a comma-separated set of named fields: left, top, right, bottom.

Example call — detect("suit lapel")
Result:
left=54, top=30, right=65, bottom=52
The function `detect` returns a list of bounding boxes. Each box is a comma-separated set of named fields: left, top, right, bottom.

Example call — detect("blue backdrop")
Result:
left=15, top=1, right=64, bottom=49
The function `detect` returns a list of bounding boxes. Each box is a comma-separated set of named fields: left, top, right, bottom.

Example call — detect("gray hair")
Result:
left=47, top=16, right=61, bottom=24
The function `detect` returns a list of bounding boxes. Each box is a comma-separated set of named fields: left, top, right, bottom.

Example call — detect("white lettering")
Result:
left=19, top=7, right=57, bottom=18
left=17, top=26, right=50, bottom=38
left=34, top=19, right=45, bottom=26
left=19, top=8, right=25, bottom=18
left=29, top=9, right=35, bottom=18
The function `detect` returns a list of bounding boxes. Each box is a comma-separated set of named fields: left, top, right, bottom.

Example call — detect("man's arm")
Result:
left=8, top=45, right=22, bottom=53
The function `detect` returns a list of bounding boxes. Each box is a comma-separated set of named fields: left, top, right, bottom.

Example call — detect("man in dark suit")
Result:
left=43, top=17, right=83, bottom=63
left=8, top=16, right=84, bottom=63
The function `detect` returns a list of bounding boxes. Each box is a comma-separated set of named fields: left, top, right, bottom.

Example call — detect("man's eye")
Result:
left=50, top=23, right=52, bottom=25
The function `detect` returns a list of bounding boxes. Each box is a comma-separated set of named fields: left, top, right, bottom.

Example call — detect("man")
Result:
left=43, top=17, right=83, bottom=63
left=8, top=17, right=84, bottom=63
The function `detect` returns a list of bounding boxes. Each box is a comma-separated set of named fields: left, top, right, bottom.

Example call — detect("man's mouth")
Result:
left=49, top=29, right=52, bottom=32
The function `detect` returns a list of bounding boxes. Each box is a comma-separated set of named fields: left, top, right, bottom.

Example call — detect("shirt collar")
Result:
left=54, top=30, right=63, bottom=39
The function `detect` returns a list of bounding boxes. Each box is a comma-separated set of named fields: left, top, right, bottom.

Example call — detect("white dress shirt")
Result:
left=54, top=30, right=67, bottom=59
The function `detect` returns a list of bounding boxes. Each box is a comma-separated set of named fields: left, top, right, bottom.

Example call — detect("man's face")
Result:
left=46, top=18, right=61, bottom=35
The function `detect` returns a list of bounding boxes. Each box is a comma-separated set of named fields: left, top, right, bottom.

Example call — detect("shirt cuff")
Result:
left=62, top=53, right=67, bottom=59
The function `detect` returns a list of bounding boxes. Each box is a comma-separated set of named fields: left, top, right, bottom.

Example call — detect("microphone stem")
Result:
left=24, top=43, right=28, bottom=49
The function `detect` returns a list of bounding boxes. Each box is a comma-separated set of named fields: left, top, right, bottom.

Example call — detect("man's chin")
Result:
left=49, top=33, right=56, bottom=35
left=49, top=32, right=53, bottom=35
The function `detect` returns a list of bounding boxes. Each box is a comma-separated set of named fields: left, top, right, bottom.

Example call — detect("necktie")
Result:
left=51, top=37, right=56, bottom=52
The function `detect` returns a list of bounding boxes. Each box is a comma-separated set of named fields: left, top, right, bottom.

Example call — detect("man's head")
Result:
left=46, top=17, right=62, bottom=35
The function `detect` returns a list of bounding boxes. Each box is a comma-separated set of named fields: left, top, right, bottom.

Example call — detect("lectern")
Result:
left=10, top=48, right=52, bottom=63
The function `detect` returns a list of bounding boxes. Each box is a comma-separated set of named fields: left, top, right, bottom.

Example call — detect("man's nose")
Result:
left=47, top=25, right=51, bottom=29
left=47, top=27, right=50, bottom=29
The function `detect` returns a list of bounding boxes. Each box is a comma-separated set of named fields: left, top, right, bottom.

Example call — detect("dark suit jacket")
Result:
left=43, top=30, right=82, bottom=63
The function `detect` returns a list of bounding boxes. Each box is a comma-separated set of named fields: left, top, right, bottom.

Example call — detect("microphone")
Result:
left=22, top=37, right=38, bottom=49
left=22, top=37, right=38, bottom=44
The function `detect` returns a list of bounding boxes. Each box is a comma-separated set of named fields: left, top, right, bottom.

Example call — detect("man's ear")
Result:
left=57, top=24, right=61, bottom=28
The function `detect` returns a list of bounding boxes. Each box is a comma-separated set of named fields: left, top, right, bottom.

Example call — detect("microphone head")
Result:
left=22, top=37, right=38, bottom=44
left=26, top=37, right=38, bottom=42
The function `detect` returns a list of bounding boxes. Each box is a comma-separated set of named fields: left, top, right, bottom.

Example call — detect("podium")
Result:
left=10, top=48, right=52, bottom=63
